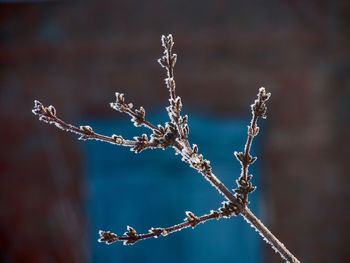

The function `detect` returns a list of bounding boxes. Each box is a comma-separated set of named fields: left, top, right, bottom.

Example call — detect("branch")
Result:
left=234, top=87, right=271, bottom=205
left=32, top=100, right=159, bottom=153
left=156, top=35, right=299, bottom=262
left=32, top=34, right=300, bottom=263
left=158, top=34, right=191, bottom=150
left=156, top=36, right=244, bottom=210
left=110, top=92, right=159, bottom=131
left=109, top=92, right=185, bottom=152
left=98, top=201, right=239, bottom=245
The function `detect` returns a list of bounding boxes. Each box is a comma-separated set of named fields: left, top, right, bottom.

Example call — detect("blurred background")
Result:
left=0, top=0, right=349, bottom=262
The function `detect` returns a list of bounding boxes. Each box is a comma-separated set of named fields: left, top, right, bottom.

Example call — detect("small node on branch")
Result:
left=124, top=226, right=139, bottom=245
left=131, top=106, right=146, bottom=127
left=132, top=134, right=150, bottom=153
left=32, top=100, right=57, bottom=123
left=210, top=210, right=222, bottom=219
left=200, top=159, right=212, bottom=173
left=150, top=228, right=164, bottom=238
left=110, top=92, right=132, bottom=113
left=248, top=126, right=259, bottom=137
left=220, top=202, right=240, bottom=217
left=192, top=144, right=198, bottom=154
left=112, top=134, right=124, bottom=144
left=171, top=54, right=177, bottom=67
left=98, top=230, right=119, bottom=244
left=80, top=125, right=93, bottom=133
left=234, top=151, right=245, bottom=164
left=185, top=211, right=200, bottom=228
left=251, top=87, right=271, bottom=119
left=165, top=78, right=175, bottom=91
left=161, top=34, right=174, bottom=52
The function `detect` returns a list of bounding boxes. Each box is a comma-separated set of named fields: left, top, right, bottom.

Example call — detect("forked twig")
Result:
left=32, top=34, right=300, bottom=263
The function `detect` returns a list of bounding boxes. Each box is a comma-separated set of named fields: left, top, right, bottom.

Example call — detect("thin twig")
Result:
left=98, top=202, right=239, bottom=245
left=158, top=35, right=191, bottom=150
left=32, top=100, right=159, bottom=152
left=110, top=92, right=160, bottom=132
left=156, top=35, right=299, bottom=262
left=234, top=87, right=270, bottom=205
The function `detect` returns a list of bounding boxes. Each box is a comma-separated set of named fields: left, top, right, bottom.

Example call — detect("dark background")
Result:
left=1, top=1, right=349, bottom=262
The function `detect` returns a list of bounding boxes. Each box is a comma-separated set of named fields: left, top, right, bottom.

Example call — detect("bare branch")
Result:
left=32, top=100, right=159, bottom=153
left=234, top=87, right=271, bottom=205
left=156, top=35, right=245, bottom=212
left=32, top=34, right=300, bottom=263
left=158, top=34, right=191, bottom=151
left=110, top=92, right=159, bottom=131
left=98, top=201, right=239, bottom=245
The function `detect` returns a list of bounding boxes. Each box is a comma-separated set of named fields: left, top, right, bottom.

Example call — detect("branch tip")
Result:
left=233, top=87, right=271, bottom=205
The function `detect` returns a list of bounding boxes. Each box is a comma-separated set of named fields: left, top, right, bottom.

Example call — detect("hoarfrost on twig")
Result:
left=32, top=34, right=300, bottom=263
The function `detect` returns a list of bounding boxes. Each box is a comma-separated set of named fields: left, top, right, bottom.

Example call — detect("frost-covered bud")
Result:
left=161, top=34, right=174, bottom=51
left=141, top=134, right=148, bottom=141
left=125, top=226, right=137, bottom=237
left=192, top=144, right=198, bottom=154
left=132, top=134, right=150, bottom=153
left=248, top=126, right=259, bottom=136
left=112, top=134, right=123, bottom=144
left=47, top=105, right=56, bottom=117
left=150, top=228, right=164, bottom=237
left=238, top=177, right=247, bottom=186
left=185, top=211, right=200, bottom=227
left=158, top=56, right=168, bottom=68
left=175, top=96, right=182, bottom=112
left=98, top=230, right=119, bottom=244
left=171, top=54, right=177, bottom=67
left=201, top=160, right=212, bottom=173
left=234, top=151, right=244, bottom=163
left=115, top=92, right=124, bottom=103
left=123, top=226, right=138, bottom=245
left=161, top=35, right=167, bottom=48
left=181, top=115, right=188, bottom=124
left=137, top=107, right=145, bottom=118
left=165, top=78, right=175, bottom=90
left=183, top=124, right=189, bottom=137
left=259, top=87, right=271, bottom=101
left=189, top=154, right=201, bottom=168
left=248, top=155, right=257, bottom=164
left=153, top=124, right=167, bottom=138
left=80, top=125, right=93, bottom=133
left=257, top=104, right=267, bottom=118
left=158, top=124, right=165, bottom=133
left=32, top=100, right=45, bottom=116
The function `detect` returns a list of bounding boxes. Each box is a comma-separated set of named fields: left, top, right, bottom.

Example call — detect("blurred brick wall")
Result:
left=0, top=1, right=349, bottom=262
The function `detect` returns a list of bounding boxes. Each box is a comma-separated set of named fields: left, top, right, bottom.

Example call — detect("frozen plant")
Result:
left=32, top=34, right=300, bottom=263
